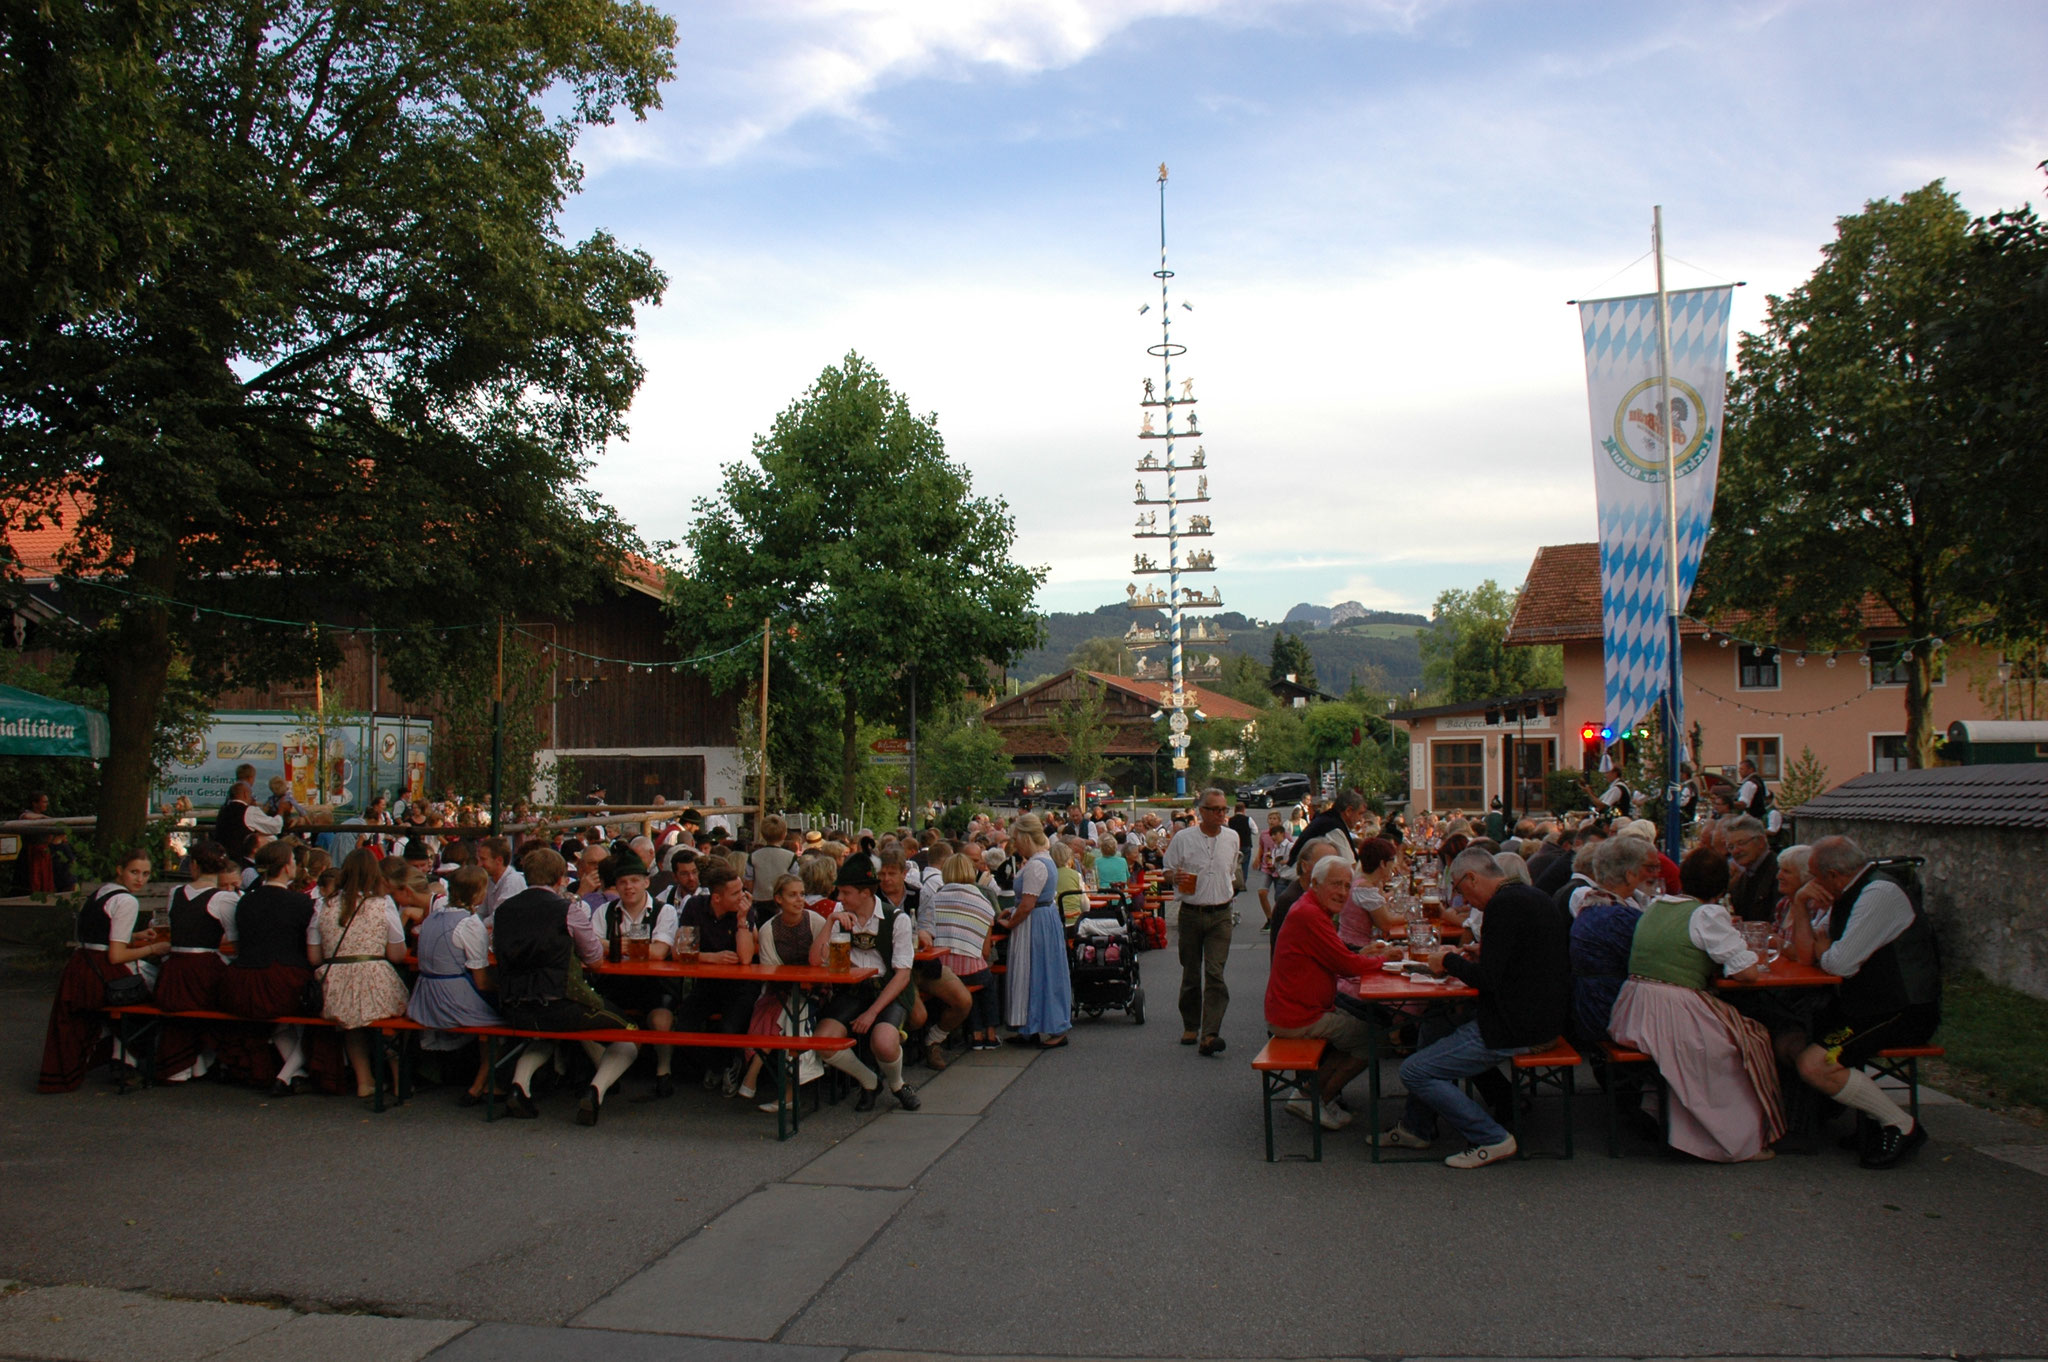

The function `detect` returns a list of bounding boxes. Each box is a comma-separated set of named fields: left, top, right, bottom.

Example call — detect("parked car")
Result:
left=1240, top=771, right=1312, bottom=808
left=1006, top=770, right=1048, bottom=808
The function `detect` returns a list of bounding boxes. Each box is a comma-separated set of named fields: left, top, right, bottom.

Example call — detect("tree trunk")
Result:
left=840, top=688, right=858, bottom=823
left=95, top=556, right=176, bottom=851
left=1904, top=639, right=1935, bottom=769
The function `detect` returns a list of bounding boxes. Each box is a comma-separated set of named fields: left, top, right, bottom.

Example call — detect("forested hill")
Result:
left=1013, top=602, right=1430, bottom=695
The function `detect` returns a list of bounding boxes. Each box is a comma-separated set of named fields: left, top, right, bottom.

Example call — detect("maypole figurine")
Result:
left=1126, top=163, right=1227, bottom=795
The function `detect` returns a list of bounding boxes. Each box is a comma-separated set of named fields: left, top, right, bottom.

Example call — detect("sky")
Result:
left=559, top=0, right=2045, bottom=622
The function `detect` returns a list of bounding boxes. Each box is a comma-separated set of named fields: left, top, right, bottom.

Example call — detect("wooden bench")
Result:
left=1868, top=1045, right=1945, bottom=1126
left=1596, top=1039, right=1668, bottom=1158
left=101, top=1005, right=854, bottom=1139
left=1505, top=1038, right=1582, bottom=1160
left=1252, top=1036, right=1329, bottom=1162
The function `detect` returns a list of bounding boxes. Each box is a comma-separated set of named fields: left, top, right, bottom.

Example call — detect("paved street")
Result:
left=3, top=903, right=2046, bottom=1361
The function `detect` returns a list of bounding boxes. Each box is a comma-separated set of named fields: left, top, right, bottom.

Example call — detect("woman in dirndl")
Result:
left=315, top=848, right=413, bottom=1102
left=217, top=840, right=322, bottom=1094
left=739, top=872, right=829, bottom=1112
left=38, top=848, right=165, bottom=1091
left=153, top=839, right=242, bottom=1080
left=1609, top=845, right=1785, bottom=1162
left=998, top=815, right=1072, bottom=1048
left=406, top=864, right=501, bottom=1104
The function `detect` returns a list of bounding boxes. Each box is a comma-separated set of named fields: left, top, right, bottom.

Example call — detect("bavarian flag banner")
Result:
left=1578, top=286, right=1733, bottom=741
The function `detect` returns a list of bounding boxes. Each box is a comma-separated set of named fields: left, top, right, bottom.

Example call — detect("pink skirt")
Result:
left=1610, top=978, right=1785, bottom=1162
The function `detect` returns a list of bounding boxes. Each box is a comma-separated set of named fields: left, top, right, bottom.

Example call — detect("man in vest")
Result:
left=1723, top=815, right=1779, bottom=923
left=815, top=858, right=922, bottom=1111
left=1789, top=836, right=1942, bottom=1168
left=493, top=847, right=639, bottom=1126
left=878, top=847, right=971, bottom=1071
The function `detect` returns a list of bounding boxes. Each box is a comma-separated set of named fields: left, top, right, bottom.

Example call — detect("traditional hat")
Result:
left=835, top=858, right=878, bottom=890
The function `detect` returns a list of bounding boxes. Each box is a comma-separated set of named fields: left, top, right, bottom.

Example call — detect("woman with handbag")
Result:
left=38, top=848, right=164, bottom=1092
left=316, top=848, right=413, bottom=1103
left=218, top=840, right=322, bottom=1095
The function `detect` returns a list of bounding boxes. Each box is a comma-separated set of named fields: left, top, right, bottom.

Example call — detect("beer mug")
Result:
left=675, top=924, right=699, bottom=964
left=827, top=924, right=852, bottom=972
left=624, top=921, right=651, bottom=961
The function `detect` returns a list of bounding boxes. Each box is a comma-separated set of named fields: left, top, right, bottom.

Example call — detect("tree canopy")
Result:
left=668, top=353, right=1045, bottom=818
left=1703, top=180, right=2045, bottom=765
left=1419, top=580, right=1560, bottom=703
left=1268, top=631, right=1316, bottom=690
left=0, top=0, right=677, bottom=843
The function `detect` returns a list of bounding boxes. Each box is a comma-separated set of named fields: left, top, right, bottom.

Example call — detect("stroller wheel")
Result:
left=1131, top=987, right=1145, bottom=1025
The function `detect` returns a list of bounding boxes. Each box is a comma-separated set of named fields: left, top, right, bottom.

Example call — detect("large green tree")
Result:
left=1703, top=181, right=2031, bottom=765
left=1268, top=631, right=1316, bottom=690
left=0, top=0, right=676, bottom=845
left=669, top=354, right=1045, bottom=819
left=1420, top=580, right=1561, bottom=703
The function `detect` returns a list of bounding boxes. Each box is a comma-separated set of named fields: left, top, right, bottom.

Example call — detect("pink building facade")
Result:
left=1393, top=543, right=2008, bottom=816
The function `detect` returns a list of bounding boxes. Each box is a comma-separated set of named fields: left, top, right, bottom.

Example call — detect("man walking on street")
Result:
left=1165, top=788, right=1241, bottom=1057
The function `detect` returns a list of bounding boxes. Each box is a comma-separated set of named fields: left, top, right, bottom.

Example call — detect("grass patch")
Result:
left=1928, top=968, right=2048, bottom=1115
left=1335, top=622, right=1424, bottom=638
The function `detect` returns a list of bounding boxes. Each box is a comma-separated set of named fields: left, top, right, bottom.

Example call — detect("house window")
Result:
left=1869, top=641, right=1945, bottom=689
left=1872, top=735, right=1911, bottom=772
left=1432, top=741, right=1484, bottom=809
left=1739, top=736, right=1781, bottom=780
left=1737, top=644, right=1780, bottom=690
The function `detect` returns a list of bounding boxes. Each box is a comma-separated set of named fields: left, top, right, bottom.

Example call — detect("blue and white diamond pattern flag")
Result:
left=1578, top=286, right=1734, bottom=742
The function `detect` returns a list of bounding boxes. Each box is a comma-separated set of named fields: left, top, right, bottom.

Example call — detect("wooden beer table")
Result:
left=1349, top=966, right=1481, bottom=1164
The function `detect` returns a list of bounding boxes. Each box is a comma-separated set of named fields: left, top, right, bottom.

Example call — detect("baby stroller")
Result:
left=1068, top=892, right=1144, bottom=1024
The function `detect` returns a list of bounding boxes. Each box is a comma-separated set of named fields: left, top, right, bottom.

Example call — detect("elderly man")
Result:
left=1723, top=815, right=1778, bottom=923
left=1788, top=836, right=1941, bottom=1168
left=1382, top=848, right=1571, bottom=1168
left=1267, top=840, right=1337, bottom=959
left=1265, top=857, right=1387, bottom=1129
left=1164, top=787, right=1242, bottom=1056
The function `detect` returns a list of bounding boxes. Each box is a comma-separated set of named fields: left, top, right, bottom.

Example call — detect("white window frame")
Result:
left=1736, top=733, right=1784, bottom=782
left=1429, top=737, right=1487, bottom=811
left=1869, top=732, right=1911, bottom=773
left=1866, top=639, right=1946, bottom=690
left=1735, top=643, right=1782, bottom=692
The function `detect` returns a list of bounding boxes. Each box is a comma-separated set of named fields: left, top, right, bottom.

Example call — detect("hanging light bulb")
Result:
left=1795, top=655, right=1806, bottom=667
left=1858, top=654, right=1870, bottom=667
left=1825, top=656, right=1837, bottom=668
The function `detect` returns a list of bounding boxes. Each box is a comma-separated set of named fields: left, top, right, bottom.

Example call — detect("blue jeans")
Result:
left=1399, top=1019, right=1530, bottom=1148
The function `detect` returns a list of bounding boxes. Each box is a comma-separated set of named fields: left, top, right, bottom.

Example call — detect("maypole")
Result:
left=1128, top=164, right=1224, bottom=797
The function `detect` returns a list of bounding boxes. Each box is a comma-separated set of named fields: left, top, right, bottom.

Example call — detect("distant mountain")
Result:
left=1284, top=602, right=1333, bottom=628
left=1013, top=601, right=1430, bottom=696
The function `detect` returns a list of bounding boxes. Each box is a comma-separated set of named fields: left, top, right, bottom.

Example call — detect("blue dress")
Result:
left=407, top=908, right=501, bottom=1047
left=1569, top=892, right=1641, bottom=1044
left=1004, top=852, right=1073, bottom=1037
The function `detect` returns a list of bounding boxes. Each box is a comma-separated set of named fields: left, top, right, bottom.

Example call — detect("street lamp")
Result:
left=1997, top=656, right=2013, bottom=720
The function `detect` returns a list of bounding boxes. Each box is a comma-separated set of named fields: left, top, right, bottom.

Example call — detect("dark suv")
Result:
left=1240, top=771, right=1312, bottom=808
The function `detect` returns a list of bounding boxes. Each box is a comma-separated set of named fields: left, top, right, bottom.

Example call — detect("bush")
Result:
left=936, top=802, right=981, bottom=838
left=1545, top=769, right=1595, bottom=815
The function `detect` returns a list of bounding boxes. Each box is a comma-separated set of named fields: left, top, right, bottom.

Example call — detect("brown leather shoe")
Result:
left=926, top=1044, right=949, bottom=1072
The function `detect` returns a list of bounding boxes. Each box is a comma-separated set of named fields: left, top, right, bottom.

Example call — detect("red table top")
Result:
left=1715, top=959, right=1840, bottom=990
left=1346, top=966, right=1479, bottom=1002
left=586, top=960, right=878, bottom=984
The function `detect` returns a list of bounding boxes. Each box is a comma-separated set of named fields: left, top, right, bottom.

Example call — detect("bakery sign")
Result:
left=1437, top=714, right=1555, bottom=732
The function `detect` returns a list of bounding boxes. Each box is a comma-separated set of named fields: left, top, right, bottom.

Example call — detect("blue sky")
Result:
left=562, top=0, right=2045, bottom=621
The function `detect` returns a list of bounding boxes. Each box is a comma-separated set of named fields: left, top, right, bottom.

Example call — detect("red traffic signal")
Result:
left=1580, top=722, right=1601, bottom=743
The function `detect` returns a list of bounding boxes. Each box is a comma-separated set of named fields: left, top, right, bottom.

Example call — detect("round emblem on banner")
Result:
left=379, top=732, right=399, bottom=762
left=1608, top=376, right=1712, bottom=482
left=1168, top=711, right=1189, bottom=733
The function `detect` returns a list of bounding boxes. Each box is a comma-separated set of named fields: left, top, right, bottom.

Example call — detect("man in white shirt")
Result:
left=1163, top=787, right=1241, bottom=1056
left=814, top=859, right=922, bottom=1112
left=1788, top=836, right=1942, bottom=1169
left=478, top=836, right=526, bottom=926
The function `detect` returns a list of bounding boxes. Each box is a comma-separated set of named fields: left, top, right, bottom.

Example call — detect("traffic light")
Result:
left=1579, top=722, right=1600, bottom=744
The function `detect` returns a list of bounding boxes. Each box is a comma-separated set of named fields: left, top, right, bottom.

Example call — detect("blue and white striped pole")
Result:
left=1157, top=167, right=1186, bottom=797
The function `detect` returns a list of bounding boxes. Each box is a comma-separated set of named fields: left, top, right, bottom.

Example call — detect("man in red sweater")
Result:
left=1265, top=858, right=1388, bottom=1129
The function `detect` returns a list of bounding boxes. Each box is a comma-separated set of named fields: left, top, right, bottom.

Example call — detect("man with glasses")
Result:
left=1723, top=815, right=1778, bottom=923
left=1381, top=848, right=1570, bottom=1168
left=1164, top=788, right=1242, bottom=1056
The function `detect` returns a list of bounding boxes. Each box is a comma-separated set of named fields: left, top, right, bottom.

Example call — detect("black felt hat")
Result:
left=834, top=857, right=878, bottom=890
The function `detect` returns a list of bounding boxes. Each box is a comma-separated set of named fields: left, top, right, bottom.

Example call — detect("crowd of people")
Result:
left=1261, top=791, right=1943, bottom=1170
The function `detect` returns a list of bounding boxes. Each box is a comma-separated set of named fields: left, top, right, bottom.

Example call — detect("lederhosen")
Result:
left=1813, top=867, right=1940, bottom=1069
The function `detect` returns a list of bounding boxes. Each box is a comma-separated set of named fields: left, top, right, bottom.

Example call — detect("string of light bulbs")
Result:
left=1686, top=678, right=1876, bottom=720
left=1685, top=615, right=1946, bottom=670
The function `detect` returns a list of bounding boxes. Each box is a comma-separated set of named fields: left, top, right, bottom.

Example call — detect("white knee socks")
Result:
left=826, top=1048, right=877, bottom=1090
left=513, top=1041, right=553, bottom=1094
left=591, top=1042, right=639, bottom=1099
left=878, top=1053, right=905, bottom=1093
left=272, top=1024, right=307, bottom=1081
left=1837, top=1068, right=1913, bottom=1132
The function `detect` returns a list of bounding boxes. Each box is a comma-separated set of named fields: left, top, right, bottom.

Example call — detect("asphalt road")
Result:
left=4, top=904, right=2046, bottom=1358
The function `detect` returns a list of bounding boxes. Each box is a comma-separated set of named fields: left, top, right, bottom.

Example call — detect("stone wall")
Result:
left=1795, top=817, right=2047, bottom=1000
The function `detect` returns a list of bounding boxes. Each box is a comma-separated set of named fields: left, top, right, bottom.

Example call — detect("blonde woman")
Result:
left=997, top=816, right=1073, bottom=1048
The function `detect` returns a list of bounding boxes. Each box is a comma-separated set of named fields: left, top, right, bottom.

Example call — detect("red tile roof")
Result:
left=1503, top=542, right=1906, bottom=646
left=1083, top=670, right=1261, bottom=722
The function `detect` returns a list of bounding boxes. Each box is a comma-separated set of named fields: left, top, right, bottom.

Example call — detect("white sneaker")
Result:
left=1285, top=1098, right=1351, bottom=1130
left=757, top=1098, right=782, bottom=1114
left=1380, top=1123, right=1432, bottom=1149
left=1444, top=1134, right=1518, bottom=1168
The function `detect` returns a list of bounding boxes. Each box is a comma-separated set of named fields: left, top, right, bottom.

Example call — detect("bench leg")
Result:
left=1262, top=1072, right=1277, bottom=1163
left=1562, top=1065, right=1575, bottom=1161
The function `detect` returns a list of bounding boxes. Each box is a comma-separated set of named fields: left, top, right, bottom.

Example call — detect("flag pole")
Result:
left=1653, top=206, right=1685, bottom=857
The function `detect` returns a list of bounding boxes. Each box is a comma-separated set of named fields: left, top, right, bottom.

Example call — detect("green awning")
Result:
left=0, top=684, right=110, bottom=759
